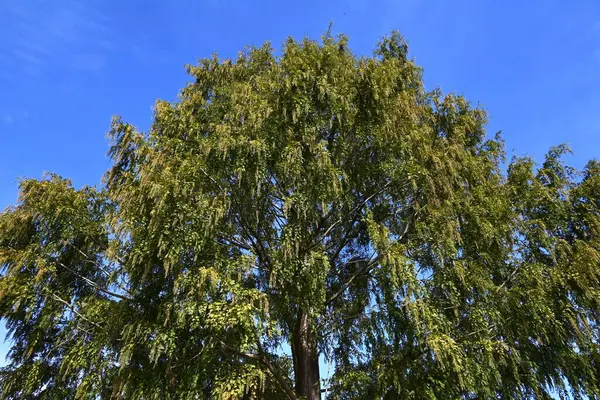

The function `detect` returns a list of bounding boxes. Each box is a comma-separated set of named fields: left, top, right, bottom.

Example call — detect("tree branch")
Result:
left=65, top=242, right=133, bottom=296
left=199, top=166, right=224, bottom=191
left=326, top=212, right=415, bottom=305
left=218, top=235, right=253, bottom=251
left=219, top=341, right=298, bottom=400
left=318, top=183, right=391, bottom=245
left=326, top=214, right=361, bottom=265
left=49, top=293, right=102, bottom=328
left=55, top=260, right=132, bottom=301
left=497, top=263, right=521, bottom=291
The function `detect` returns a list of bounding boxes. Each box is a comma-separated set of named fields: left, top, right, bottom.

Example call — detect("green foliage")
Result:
left=1, top=31, right=600, bottom=399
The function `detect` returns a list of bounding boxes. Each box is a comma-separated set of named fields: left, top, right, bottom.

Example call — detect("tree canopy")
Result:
left=1, top=31, right=600, bottom=400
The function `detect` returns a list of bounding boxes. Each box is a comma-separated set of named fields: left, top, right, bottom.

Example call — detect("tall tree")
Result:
left=1, top=32, right=600, bottom=400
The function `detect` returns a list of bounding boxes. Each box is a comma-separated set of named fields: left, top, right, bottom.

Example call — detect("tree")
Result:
left=1, top=31, right=600, bottom=400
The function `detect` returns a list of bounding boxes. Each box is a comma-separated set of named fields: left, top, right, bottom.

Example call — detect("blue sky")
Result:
left=0, top=0, right=599, bottom=373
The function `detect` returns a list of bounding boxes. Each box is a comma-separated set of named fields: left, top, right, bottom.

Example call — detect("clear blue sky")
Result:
left=1, top=0, right=599, bottom=369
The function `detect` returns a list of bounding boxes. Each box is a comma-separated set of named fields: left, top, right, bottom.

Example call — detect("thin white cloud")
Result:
left=1, top=0, right=115, bottom=80
left=591, top=22, right=600, bottom=67
left=1, top=109, right=29, bottom=125
left=71, top=53, right=106, bottom=72
left=13, top=49, right=43, bottom=66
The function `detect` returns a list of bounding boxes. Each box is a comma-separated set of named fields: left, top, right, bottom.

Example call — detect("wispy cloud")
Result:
left=1, top=109, right=29, bottom=125
left=0, top=0, right=114, bottom=81
left=594, top=49, right=600, bottom=67
left=12, top=49, right=43, bottom=66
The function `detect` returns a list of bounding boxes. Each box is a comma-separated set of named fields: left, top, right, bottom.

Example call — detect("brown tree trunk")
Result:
left=292, top=310, right=321, bottom=400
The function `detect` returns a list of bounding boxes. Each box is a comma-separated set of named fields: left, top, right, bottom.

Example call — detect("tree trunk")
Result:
left=292, top=310, right=321, bottom=400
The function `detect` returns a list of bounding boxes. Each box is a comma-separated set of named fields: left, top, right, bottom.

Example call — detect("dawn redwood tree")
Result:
left=1, top=31, right=600, bottom=399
